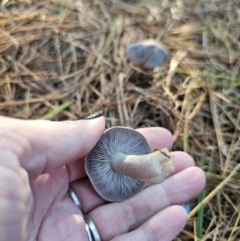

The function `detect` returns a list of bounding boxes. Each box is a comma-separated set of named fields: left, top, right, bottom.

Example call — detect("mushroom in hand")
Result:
left=126, top=39, right=168, bottom=69
left=85, top=127, right=174, bottom=202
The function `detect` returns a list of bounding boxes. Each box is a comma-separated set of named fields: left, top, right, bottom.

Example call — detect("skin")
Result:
left=0, top=116, right=205, bottom=241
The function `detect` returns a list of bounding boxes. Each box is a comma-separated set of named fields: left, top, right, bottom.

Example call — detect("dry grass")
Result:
left=0, top=0, right=240, bottom=240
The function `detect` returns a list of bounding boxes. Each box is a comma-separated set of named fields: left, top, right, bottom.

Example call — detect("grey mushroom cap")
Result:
left=85, top=127, right=152, bottom=202
left=126, top=39, right=168, bottom=69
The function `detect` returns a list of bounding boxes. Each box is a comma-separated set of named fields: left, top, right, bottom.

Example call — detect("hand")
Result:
left=0, top=116, right=205, bottom=241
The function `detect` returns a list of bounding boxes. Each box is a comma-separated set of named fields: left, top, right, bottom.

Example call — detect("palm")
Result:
left=0, top=116, right=205, bottom=241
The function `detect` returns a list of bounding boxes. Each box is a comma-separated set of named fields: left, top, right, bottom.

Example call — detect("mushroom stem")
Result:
left=111, top=148, right=174, bottom=184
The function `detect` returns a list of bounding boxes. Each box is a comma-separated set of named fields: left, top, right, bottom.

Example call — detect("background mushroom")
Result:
left=126, top=39, right=169, bottom=69
left=85, top=127, right=174, bottom=202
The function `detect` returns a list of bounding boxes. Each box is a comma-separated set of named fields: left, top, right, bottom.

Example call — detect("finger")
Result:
left=70, top=177, right=106, bottom=213
left=170, top=151, right=195, bottom=175
left=67, top=127, right=174, bottom=182
left=137, top=127, right=173, bottom=150
left=67, top=157, right=86, bottom=182
left=89, top=166, right=205, bottom=240
left=0, top=116, right=105, bottom=178
left=70, top=151, right=195, bottom=213
left=111, top=205, right=187, bottom=241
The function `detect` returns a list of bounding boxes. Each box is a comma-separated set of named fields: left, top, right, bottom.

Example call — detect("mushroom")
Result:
left=85, top=126, right=174, bottom=202
left=126, top=39, right=168, bottom=69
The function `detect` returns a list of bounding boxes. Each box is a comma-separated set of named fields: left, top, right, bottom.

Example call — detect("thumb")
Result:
left=0, top=116, right=105, bottom=178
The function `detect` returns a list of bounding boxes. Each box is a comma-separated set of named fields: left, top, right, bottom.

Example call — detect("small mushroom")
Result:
left=85, top=126, right=174, bottom=202
left=126, top=39, right=168, bottom=69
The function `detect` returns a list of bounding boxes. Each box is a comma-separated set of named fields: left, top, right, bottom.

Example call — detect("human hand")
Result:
left=0, top=115, right=205, bottom=241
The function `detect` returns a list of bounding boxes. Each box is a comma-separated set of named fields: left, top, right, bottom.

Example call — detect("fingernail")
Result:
left=181, top=203, right=191, bottom=214
left=80, top=111, right=103, bottom=120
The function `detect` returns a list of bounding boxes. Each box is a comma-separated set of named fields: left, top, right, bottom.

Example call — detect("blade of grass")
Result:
left=95, top=16, right=123, bottom=69
left=176, top=69, right=240, bottom=88
left=189, top=163, right=240, bottom=219
left=197, top=155, right=206, bottom=239
left=205, top=172, right=240, bottom=186
left=197, top=189, right=205, bottom=238
left=42, top=100, right=72, bottom=120
left=216, top=20, right=234, bottom=63
left=228, top=210, right=240, bottom=241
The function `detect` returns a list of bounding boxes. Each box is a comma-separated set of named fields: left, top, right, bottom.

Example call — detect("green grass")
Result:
left=197, top=155, right=206, bottom=239
left=42, top=100, right=72, bottom=120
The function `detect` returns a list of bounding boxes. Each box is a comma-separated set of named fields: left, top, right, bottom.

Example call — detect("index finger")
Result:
left=0, top=116, right=105, bottom=179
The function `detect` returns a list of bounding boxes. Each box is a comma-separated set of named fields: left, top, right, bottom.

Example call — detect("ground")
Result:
left=0, top=0, right=240, bottom=240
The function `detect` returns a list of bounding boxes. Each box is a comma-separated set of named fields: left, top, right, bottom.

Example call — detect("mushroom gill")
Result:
left=85, top=127, right=174, bottom=201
